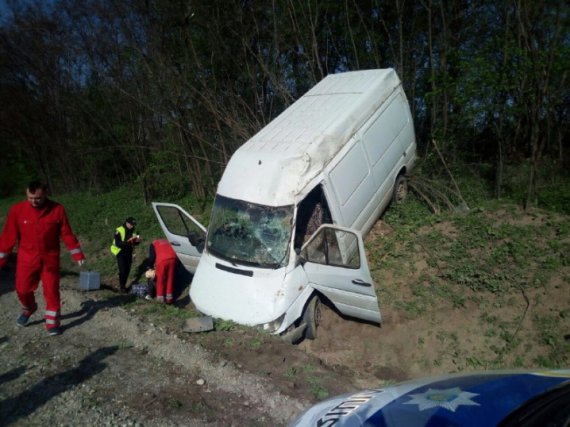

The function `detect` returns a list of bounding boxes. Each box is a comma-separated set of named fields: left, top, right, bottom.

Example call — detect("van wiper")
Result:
left=209, top=247, right=264, bottom=268
left=225, top=255, right=276, bottom=269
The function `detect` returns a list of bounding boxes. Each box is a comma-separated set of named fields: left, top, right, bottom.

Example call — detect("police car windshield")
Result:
left=207, top=195, right=293, bottom=268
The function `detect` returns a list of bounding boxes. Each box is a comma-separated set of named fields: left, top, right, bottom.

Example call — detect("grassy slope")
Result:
left=370, top=195, right=570, bottom=370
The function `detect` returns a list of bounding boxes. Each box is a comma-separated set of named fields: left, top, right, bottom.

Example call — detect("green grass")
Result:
left=533, top=312, right=570, bottom=367
left=249, top=337, right=263, bottom=349
left=284, top=364, right=330, bottom=399
left=371, top=176, right=570, bottom=371
left=215, top=319, right=237, bottom=332
left=121, top=298, right=204, bottom=330
left=285, top=366, right=299, bottom=379
left=379, top=195, right=569, bottom=297
left=167, top=398, right=183, bottom=409
left=302, top=365, right=330, bottom=399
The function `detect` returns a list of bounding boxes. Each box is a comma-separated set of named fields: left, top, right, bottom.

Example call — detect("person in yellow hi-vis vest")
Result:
left=110, top=217, right=140, bottom=293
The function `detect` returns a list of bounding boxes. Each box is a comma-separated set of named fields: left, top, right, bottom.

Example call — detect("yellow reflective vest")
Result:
left=110, top=226, right=126, bottom=256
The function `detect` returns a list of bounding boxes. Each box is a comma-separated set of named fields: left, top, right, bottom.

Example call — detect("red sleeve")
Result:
left=0, top=204, right=20, bottom=267
left=59, top=206, right=85, bottom=262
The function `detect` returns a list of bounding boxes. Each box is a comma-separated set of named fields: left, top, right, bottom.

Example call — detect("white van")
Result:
left=153, top=69, right=416, bottom=342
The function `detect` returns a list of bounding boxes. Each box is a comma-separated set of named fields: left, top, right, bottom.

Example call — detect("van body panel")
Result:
left=217, top=69, right=401, bottom=206
left=361, top=93, right=410, bottom=168
left=151, top=202, right=206, bottom=273
left=191, top=251, right=293, bottom=325
left=310, top=288, right=381, bottom=324
left=275, top=269, right=314, bottom=334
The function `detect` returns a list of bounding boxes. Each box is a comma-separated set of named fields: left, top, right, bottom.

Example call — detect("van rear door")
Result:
left=151, top=202, right=207, bottom=273
left=301, top=225, right=381, bottom=324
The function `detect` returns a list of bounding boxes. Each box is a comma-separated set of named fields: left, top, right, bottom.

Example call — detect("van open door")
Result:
left=300, top=225, right=381, bottom=324
left=151, top=202, right=207, bottom=273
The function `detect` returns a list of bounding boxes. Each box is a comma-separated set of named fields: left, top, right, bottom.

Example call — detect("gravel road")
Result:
left=0, top=268, right=309, bottom=426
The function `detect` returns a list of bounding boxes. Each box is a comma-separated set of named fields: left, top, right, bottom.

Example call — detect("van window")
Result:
left=154, top=204, right=206, bottom=243
left=207, top=195, right=293, bottom=268
left=302, top=227, right=360, bottom=269
left=294, top=186, right=332, bottom=249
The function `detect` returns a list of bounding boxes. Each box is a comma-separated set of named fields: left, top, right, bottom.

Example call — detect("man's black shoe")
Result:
left=16, top=313, right=30, bottom=327
left=48, top=327, right=62, bottom=336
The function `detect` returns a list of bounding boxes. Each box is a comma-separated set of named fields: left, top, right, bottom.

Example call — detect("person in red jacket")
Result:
left=147, top=239, right=178, bottom=304
left=0, top=180, right=85, bottom=336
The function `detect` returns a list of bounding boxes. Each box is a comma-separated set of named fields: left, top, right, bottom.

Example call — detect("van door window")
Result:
left=151, top=202, right=207, bottom=274
left=302, top=227, right=359, bottom=269
left=155, top=204, right=206, bottom=249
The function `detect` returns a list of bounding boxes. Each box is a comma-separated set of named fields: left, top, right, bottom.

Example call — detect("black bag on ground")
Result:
left=130, top=283, right=148, bottom=298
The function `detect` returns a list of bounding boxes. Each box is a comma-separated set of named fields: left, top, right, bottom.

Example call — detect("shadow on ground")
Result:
left=0, top=346, right=118, bottom=425
left=0, top=256, right=15, bottom=298
left=61, top=295, right=136, bottom=332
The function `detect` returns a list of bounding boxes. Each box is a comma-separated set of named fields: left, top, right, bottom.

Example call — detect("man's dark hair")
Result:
left=27, top=180, right=48, bottom=193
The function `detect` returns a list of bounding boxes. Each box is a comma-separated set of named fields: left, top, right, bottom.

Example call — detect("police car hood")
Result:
left=288, top=370, right=570, bottom=426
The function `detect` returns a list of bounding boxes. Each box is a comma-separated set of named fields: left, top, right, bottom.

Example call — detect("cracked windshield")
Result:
left=207, top=195, right=293, bottom=268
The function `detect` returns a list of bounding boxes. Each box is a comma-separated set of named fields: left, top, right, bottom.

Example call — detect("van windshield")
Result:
left=207, top=195, right=294, bottom=268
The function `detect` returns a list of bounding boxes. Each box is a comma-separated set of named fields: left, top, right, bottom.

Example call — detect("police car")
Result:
left=289, top=370, right=570, bottom=426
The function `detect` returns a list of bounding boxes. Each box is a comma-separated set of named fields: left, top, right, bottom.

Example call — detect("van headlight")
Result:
left=261, top=314, right=285, bottom=334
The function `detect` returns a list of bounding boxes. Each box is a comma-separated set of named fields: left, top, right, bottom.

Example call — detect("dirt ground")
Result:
left=0, top=261, right=357, bottom=426
left=1, top=215, right=569, bottom=426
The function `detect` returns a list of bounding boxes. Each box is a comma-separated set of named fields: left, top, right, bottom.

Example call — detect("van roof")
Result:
left=217, top=69, right=401, bottom=206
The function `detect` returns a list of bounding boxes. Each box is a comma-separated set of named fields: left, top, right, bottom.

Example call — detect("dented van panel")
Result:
left=217, top=70, right=402, bottom=206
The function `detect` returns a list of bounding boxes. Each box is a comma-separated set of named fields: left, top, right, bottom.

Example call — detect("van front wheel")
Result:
left=303, top=295, right=321, bottom=340
left=392, top=174, right=408, bottom=204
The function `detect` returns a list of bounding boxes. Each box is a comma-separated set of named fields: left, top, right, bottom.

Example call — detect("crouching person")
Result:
left=148, top=239, right=177, bottom=304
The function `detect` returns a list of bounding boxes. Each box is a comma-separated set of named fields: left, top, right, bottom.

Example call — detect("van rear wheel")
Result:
left=392, top=174, right=408, bottom=204
left=303, top=295, right=321, bottom=340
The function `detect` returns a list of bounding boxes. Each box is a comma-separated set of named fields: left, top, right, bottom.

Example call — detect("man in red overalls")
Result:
left=0, top=181, right=85, bottom=336
left=147, top=239, right=178, bottom=304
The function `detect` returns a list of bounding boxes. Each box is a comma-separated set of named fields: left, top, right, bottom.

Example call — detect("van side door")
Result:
left=151, top=202, right=207, bottom=273
left=300, top=225, right=381, bottom=324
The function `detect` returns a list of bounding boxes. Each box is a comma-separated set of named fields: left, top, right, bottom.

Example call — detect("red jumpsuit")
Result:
left=151, top=239, right=177, bottom=304
left=0, top=199, right=85, bottom=330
